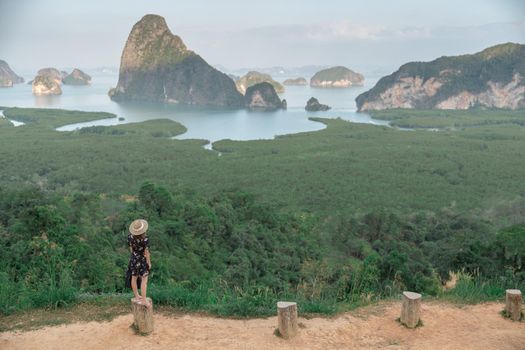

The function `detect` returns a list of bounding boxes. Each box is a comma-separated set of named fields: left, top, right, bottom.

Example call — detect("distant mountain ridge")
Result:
left=356, top=43, right=525, bottom=111
left=224, top=65, right=329, bottom=79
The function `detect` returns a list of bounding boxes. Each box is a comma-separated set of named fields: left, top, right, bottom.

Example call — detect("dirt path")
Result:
left=1, top=301, right=524, bottom=350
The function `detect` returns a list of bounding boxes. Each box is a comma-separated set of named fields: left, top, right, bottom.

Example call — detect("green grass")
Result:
left=0, top=117, right=13, bottom=128
left=370, top=109, right=525, bottom=129
left=148, top=282, right=341, bottom=318
left=440, top=272, right=525, bottom=304
left=2, top=277, right=519, bottom=332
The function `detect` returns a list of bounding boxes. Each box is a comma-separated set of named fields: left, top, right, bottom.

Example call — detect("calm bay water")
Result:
left=0, top=72, right=388, bottom=145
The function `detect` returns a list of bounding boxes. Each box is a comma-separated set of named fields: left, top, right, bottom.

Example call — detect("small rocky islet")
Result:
left=0, top=60, right=24, bottom=87
left=244, top=82, right=286, bottom=110
left=236, top=71, right=285, bottom=94
left=32, top=68, right=63, bottom=95
left=31, top=67, right=91, bottom=95
left=63, top=69, right=92, bottom=85
left=283, top=77, right=308, bottom=86
left=305, top=97, right=331, bottom=112
left=310, top=66, right=364, bottom=88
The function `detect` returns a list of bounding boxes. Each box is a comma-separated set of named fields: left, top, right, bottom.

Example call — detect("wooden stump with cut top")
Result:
left=400, top=291, right=421, bottom=328
left=277, top=301, right=298, bottom=339
left=505, top=289, right=522, bottom=321
left=131, top=297, right=154, bottom=334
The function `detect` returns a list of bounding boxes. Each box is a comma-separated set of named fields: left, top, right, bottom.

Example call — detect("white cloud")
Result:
left=303, top=21, right=432, bottom=42
left=184, top=20, right=524, bottom=70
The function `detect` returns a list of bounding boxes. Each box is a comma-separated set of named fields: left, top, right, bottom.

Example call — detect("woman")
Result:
left=127, top=219, right=152, bottom=307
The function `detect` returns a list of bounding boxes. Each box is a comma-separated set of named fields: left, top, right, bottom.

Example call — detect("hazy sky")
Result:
left=1, top=0, right=524, bottom=73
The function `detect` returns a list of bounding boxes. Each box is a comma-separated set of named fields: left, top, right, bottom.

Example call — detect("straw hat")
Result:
left=129, top=219, right=148, bottom=236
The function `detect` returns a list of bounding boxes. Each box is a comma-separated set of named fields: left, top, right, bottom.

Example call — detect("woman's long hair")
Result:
left=134, top=233, right=146, bottom=240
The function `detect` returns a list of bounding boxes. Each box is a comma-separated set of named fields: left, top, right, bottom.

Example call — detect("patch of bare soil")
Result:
left=1, top=301, right=524, bottom=350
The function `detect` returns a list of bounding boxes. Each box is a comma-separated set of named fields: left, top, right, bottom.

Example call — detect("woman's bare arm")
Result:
left=145, top=248, right=151, bottom=269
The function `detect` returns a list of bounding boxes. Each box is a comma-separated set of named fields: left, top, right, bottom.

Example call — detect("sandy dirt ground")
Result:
left=1, top=301, right=524, bottom=350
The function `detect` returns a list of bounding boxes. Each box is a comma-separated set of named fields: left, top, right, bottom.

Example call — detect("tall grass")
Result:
left=0, top=268, right=76, bottom=316
left=0, top=272, right=30, bottom=315
left=147, top=279, right=339, bottom=317
left=442, top=271, right=525, bottom=303
left=3, top=273, right=523, bottom=318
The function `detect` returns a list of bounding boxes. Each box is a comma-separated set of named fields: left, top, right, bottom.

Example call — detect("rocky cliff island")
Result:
left=356, top=43, right=525, bottom=111
left=109, top=14, right=243, bottom=108
left=244, top=82, right=286, bottom=110
left=283, top=77, right=307, bottom=86
left=0, top=60, right=24, bottom=87
left=310, top=66, right=364, bottom=88
left=63, top=69, right=92, bottom=85
left=236, top=71, right=285, bottom=94
left=305, top=97, right=331, bottom=111
left=32, top=68, right=63, bottom=95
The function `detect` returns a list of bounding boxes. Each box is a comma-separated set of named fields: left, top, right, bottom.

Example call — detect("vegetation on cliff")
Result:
left=63, top=69, right=92, bottom=85
left=109, top=14, right=243, bottom=107
left=283, top=77, right=307, bottom=86
left=236, top=71, right=285, bottom=94
left=305, top=97, right=330, bottom=111
left=356, top=43, right=525, bottom=110
left=31, top=68, right=64, bottom=96
left=244, top=82, right=286, bottom=110
left=0, top=60, right=24, bottom=87
left=32, top=75, right=62, bottom=96
left=310, top=66, right=364, bottom=88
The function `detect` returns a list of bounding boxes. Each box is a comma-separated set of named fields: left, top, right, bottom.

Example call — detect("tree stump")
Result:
left=277, top=301, right=298, bottom=339
left=400, top=291, right=421, bottom=328
left=505, top=289, right=522, bottom=321
left=131, top=298, right=154, bottom=334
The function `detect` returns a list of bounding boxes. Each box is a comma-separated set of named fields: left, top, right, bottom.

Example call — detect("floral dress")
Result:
left=127, top=234, right=150, bottom=277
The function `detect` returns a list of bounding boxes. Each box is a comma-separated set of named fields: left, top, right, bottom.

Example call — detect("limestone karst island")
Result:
left=108, top=14, right=243, bottom=107
left=0, top=1, right=524, bottom=349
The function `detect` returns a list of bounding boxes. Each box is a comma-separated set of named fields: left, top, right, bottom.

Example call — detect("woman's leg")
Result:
left=140, top=274, right=149, bottom=306
left=131, top=275, right=140, bottom=299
